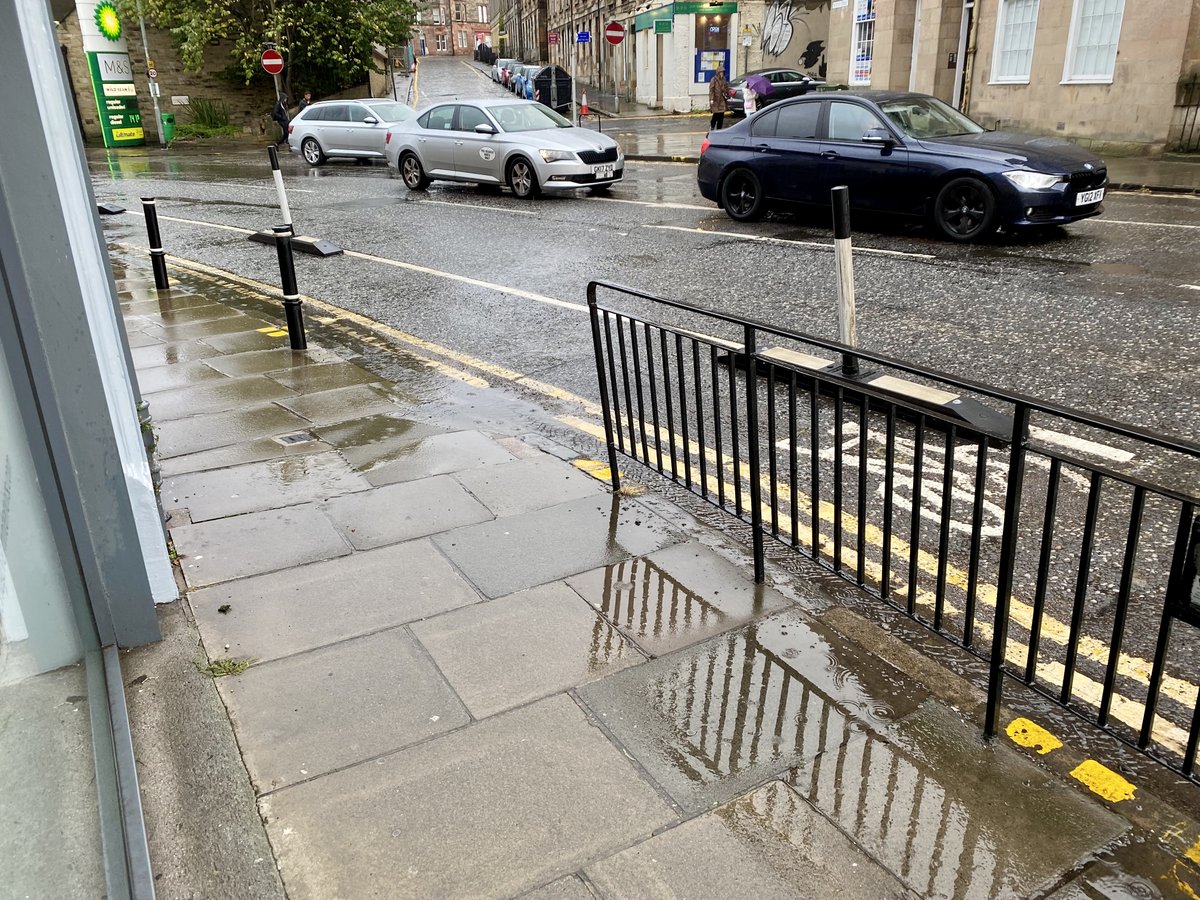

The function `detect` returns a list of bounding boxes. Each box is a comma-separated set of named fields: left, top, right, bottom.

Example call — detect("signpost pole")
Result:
left=135, top=3, right=164, bottom=146
left=572, top=34, right=578, bottom=125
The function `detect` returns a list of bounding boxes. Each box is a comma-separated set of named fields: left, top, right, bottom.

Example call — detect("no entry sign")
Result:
left=261, top=49, right=284, bottom=75
left=604, top=21, right=626, bottom=45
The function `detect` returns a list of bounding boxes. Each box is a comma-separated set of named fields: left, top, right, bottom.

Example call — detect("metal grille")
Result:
left=1068, top=168, right=1107, bottom=191
left=578, top=147, right=618, bottom=165
left=587, top=279, right=1200, bottom=780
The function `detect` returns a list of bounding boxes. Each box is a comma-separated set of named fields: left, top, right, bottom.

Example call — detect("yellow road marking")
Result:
left=1070, top=759, right=1137, bottom=802
left=256, top=326, right=276, bottom=333
left=267, top=330, right=288, bottom=337
left=573, top=458, right=618, bottom=482
left=1006, top=718, right=1063, bottom=755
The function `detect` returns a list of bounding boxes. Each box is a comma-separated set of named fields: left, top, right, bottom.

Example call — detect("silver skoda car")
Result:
left=288, top=99, right=416, bottom=166
left=384, top=99, right=623, bottom=198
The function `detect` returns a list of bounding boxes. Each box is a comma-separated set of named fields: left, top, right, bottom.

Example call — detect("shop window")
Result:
left=849, top=0, right=875, bottom=85
left=1064, top=0, right=1124, bottom=83
left=992, top=0, right=1039, bottom=83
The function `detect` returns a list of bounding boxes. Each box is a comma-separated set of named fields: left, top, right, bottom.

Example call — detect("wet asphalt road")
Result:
left=91, top=57, right=1199, bottom=446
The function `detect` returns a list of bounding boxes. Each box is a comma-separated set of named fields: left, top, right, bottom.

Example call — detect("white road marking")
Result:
left=1029, top=427, right=1135, bottom=464
left=1093, top=218, right=1200, bottom=230
left=149, top=213, right=587, bottom=313
left=591, top=196, right=713, bottom=211
left=1181, top=284, right=1200, bottom=291
left=646, top=224, right=937, bottom=260
left=414, top=198, right=537, bottom=216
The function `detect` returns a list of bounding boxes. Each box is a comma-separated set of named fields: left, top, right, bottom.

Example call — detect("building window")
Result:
left=992, top=0, right=1039, bottom=83
left=431, top=7, right=445, bottom=24
left=436, top=33, right=448, bottom=50
left=458, top=29, right=468, bottom=47
left=454, top=3, right=465, bottom=21
left=849, top=0, right=875, bottom=85
left=478, top=5, right=488, bottom=23
left=415, top=10, right=423, bottom=22
left=1064, top=0, right=1124, bottom=83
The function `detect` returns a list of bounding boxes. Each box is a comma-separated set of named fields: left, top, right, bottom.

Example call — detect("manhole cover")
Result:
left=273, top=432, right=317, bottom=446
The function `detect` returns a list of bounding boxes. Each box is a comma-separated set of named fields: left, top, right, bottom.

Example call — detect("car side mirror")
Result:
left=475, top=123, right=497, bottom=135
left=862, top=127, right=895, bottom=146
left=363, top=116, right=379, bottom=125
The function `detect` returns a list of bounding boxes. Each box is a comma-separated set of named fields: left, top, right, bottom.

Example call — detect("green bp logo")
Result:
left=95, top=1, right=122, bottom=41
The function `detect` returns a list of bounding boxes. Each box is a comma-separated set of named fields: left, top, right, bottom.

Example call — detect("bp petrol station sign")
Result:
left=77, top=0, right=145, bottom=147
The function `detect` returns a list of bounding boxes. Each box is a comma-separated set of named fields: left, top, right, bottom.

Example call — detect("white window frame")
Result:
left=990, top=0, right=1039, bottom=84
left=848, top=0, right=875, bottom=86
left=435, top=33, right=448, bottom=51
left=1062, top=0, right=1125, bottom=85
left=478, top=5, right=487, bottom=23
left=457, top=29, right=468, bottom=47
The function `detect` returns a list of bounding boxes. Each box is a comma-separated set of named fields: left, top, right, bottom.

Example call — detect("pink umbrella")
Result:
left=744, top=74, right=774, bottom=96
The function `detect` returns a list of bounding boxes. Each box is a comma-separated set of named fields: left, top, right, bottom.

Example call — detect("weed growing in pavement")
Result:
left=196, top=657, right=253, bottom=677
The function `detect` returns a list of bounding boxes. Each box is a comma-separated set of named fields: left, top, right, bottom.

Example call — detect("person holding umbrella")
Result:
left=743, top=73, right=773, bottom=116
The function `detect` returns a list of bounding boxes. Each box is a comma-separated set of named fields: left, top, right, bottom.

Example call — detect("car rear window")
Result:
left=776, top=103, right=820, bottom=139
left=750, top=110, right=778, bottom=138
left=419, top=106, right=456, bottom=130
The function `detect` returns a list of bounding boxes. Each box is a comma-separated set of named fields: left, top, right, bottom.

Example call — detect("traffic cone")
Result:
left=581, top=92, right=589, bottom=116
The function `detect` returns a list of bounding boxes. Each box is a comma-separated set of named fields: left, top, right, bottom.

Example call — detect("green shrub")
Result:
left=184, top=96, right=231, bottom=128
left=174, top=123, right=242, bottom=140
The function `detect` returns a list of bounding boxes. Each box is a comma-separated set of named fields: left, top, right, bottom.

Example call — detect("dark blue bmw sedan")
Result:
left=697, top=90, right=1107, bottom=241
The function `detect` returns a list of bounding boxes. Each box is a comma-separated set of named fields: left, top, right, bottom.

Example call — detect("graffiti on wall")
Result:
left=757, top=0, right=828, bottom=77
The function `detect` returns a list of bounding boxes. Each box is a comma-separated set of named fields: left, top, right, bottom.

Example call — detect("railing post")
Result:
left=831, top=186, right=858, bottom=378
left=141, top=197, right=169, bottom=290
left=273, top=226, right=307, bottom=350
left=744, top=323, right=765, bottom=583
left=587, top=282, right=621, bottom=492
left=984, top=402, right=1031, bottom=738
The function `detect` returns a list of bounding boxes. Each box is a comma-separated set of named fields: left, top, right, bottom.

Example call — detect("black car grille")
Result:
left=578, top=147, right=618, bottom=165
left=1069, top=168, right=1107, bottom=191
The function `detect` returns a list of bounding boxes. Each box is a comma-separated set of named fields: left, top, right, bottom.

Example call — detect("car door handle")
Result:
left=755, top=143, right=770, bottom=152
left=822, top=151, right=840, bottom=159
left=454, top=140, right=464, bottom=146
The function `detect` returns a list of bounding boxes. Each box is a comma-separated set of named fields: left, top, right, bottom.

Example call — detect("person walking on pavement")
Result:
left=271, top=94, right=290, bottom=144
left=708, top=69, right=728, bottom=132
left=744, top=83, right=759, bottom=117
left=298, top=91, right=313, bottom=112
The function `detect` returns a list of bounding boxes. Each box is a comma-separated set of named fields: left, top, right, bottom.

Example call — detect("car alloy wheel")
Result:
left=934, top=176, right=997, bottom=242
left=721, top=168, right=765, bottom=222
left=400, top=153, right=429, bottom=190
left=508, top=158, right=539, bottom=199
left=301, top=137, right=325, bottom=166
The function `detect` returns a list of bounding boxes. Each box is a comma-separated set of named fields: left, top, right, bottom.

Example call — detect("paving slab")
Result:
left=363, top=430, right=517, bottom=487
left=785, top=701, right=1128, bottom=899
left=260, top=694, right=677, bottom=900
left=170, top=504, right=351, bottom=588
left=453, top=455, right=606, bottom=517
left=313, top=413, right=447, bottom=471
left=265, top=362, right=383, bottom=394
left=126, top=331, right=165, bottom=348
left=277, top=383, right=409, bottom=426
left=131, top=340, right=221, bottom=368
left=201, top=331, right=287, bottom=353
left=434, top=496, right=683, bottom=599
left=129, top=303, right=244, bottom=326
left=584, top=780, right=908, bottom=899
left=323, top=475, right=493, bottom=550
left=577, top=610, right=930, bottom=815
left=411, top=581, right=643, bottom=719
left=567, top=541, right=793, bottom=657
left=201, top=346, right=341, bottom=377
left=150, top=315, right=273, bottom=341
left=158, top=435, right=333, bottom=478
left=154, top=405, right=312, bottom=458
left=163, top=451, right=369, bottom=521
left=144, top=375, right=297, bottom=421
left=136, top=359, right=229, bottom=394
left=219, top=628, right=470, bottom=792
left=1048, top=837, right=1197, bottom=900
left=190, top=539, right=483, bottom=663
left=121, top=294, right=217, bottom=316
left=519, top=876, right=595, bottom=899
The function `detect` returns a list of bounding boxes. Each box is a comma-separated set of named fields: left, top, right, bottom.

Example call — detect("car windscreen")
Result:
left=366, top=101, right=415, bottom=122
left=879, top=96, right=985, bottom=139
left=487, top=103, right=572, bottom=131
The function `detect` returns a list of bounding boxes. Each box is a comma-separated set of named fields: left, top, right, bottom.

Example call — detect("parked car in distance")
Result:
left=288, top=99, right=417, bottom=166
left=727, top=68, right=823, bottom=115
left=514, top=65, right=541, bottom=99
left=697, top=90, right=1107, bottom=241
left=501, top=60, right=524, bottom=88
left=492, top=58, right=519, bottom=82
left=385, top=98, right=624, bottom=198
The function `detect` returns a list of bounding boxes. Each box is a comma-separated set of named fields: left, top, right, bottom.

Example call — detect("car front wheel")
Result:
left=508, top=158, right=540, bottom=199
left=400, top=152, right=430, bottom=190
left=933, top=176, right=997, bottom=242
left=721, top=168, right=765, bottom=222
left=301, top=137, right=325, bottom=167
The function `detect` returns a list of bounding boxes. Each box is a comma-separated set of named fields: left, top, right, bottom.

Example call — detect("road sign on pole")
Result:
left=548, top=31, right=560, bottom=45
left=261, top=49, right=284, bottom=75
left=576, top=31, right=590, bottom=43
left=604, top=22, right=625, bottom=45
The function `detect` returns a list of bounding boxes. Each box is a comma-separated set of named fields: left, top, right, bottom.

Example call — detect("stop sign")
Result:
left=604, top=21, right=625, bottom=45
left=261, top=49, right=284, bottom=75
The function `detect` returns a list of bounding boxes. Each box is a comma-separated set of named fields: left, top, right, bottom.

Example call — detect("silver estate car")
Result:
left=288, top=99, right=416, bottom=166
left=384, top=99, right=623, bottom=198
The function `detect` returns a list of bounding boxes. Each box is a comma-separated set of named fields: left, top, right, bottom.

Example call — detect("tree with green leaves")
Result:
left=121, top=0, right=418, bottom=98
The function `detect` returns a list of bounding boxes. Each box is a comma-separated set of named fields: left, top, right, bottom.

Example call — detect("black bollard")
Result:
left=141, top=198, right=169, bottom=289
left=273, top=225, right=307, bottom=350
left=831, top=186, right=858, bottom=377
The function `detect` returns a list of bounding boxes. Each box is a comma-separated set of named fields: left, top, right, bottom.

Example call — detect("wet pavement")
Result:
left=114, top=253, right=1200, bottom=898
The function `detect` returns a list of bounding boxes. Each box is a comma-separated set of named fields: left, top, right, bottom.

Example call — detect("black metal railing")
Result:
left=1172, top=72, right=1200, bottom=153
left=587, top=278, right=1200, bottom=780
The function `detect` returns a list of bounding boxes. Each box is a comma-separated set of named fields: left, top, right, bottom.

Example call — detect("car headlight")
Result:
left=1003, top=170, right=1064, bottom=190
left=614, top=142, right=622, bottom=157
left=538, top=149, right=576, bottom=163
